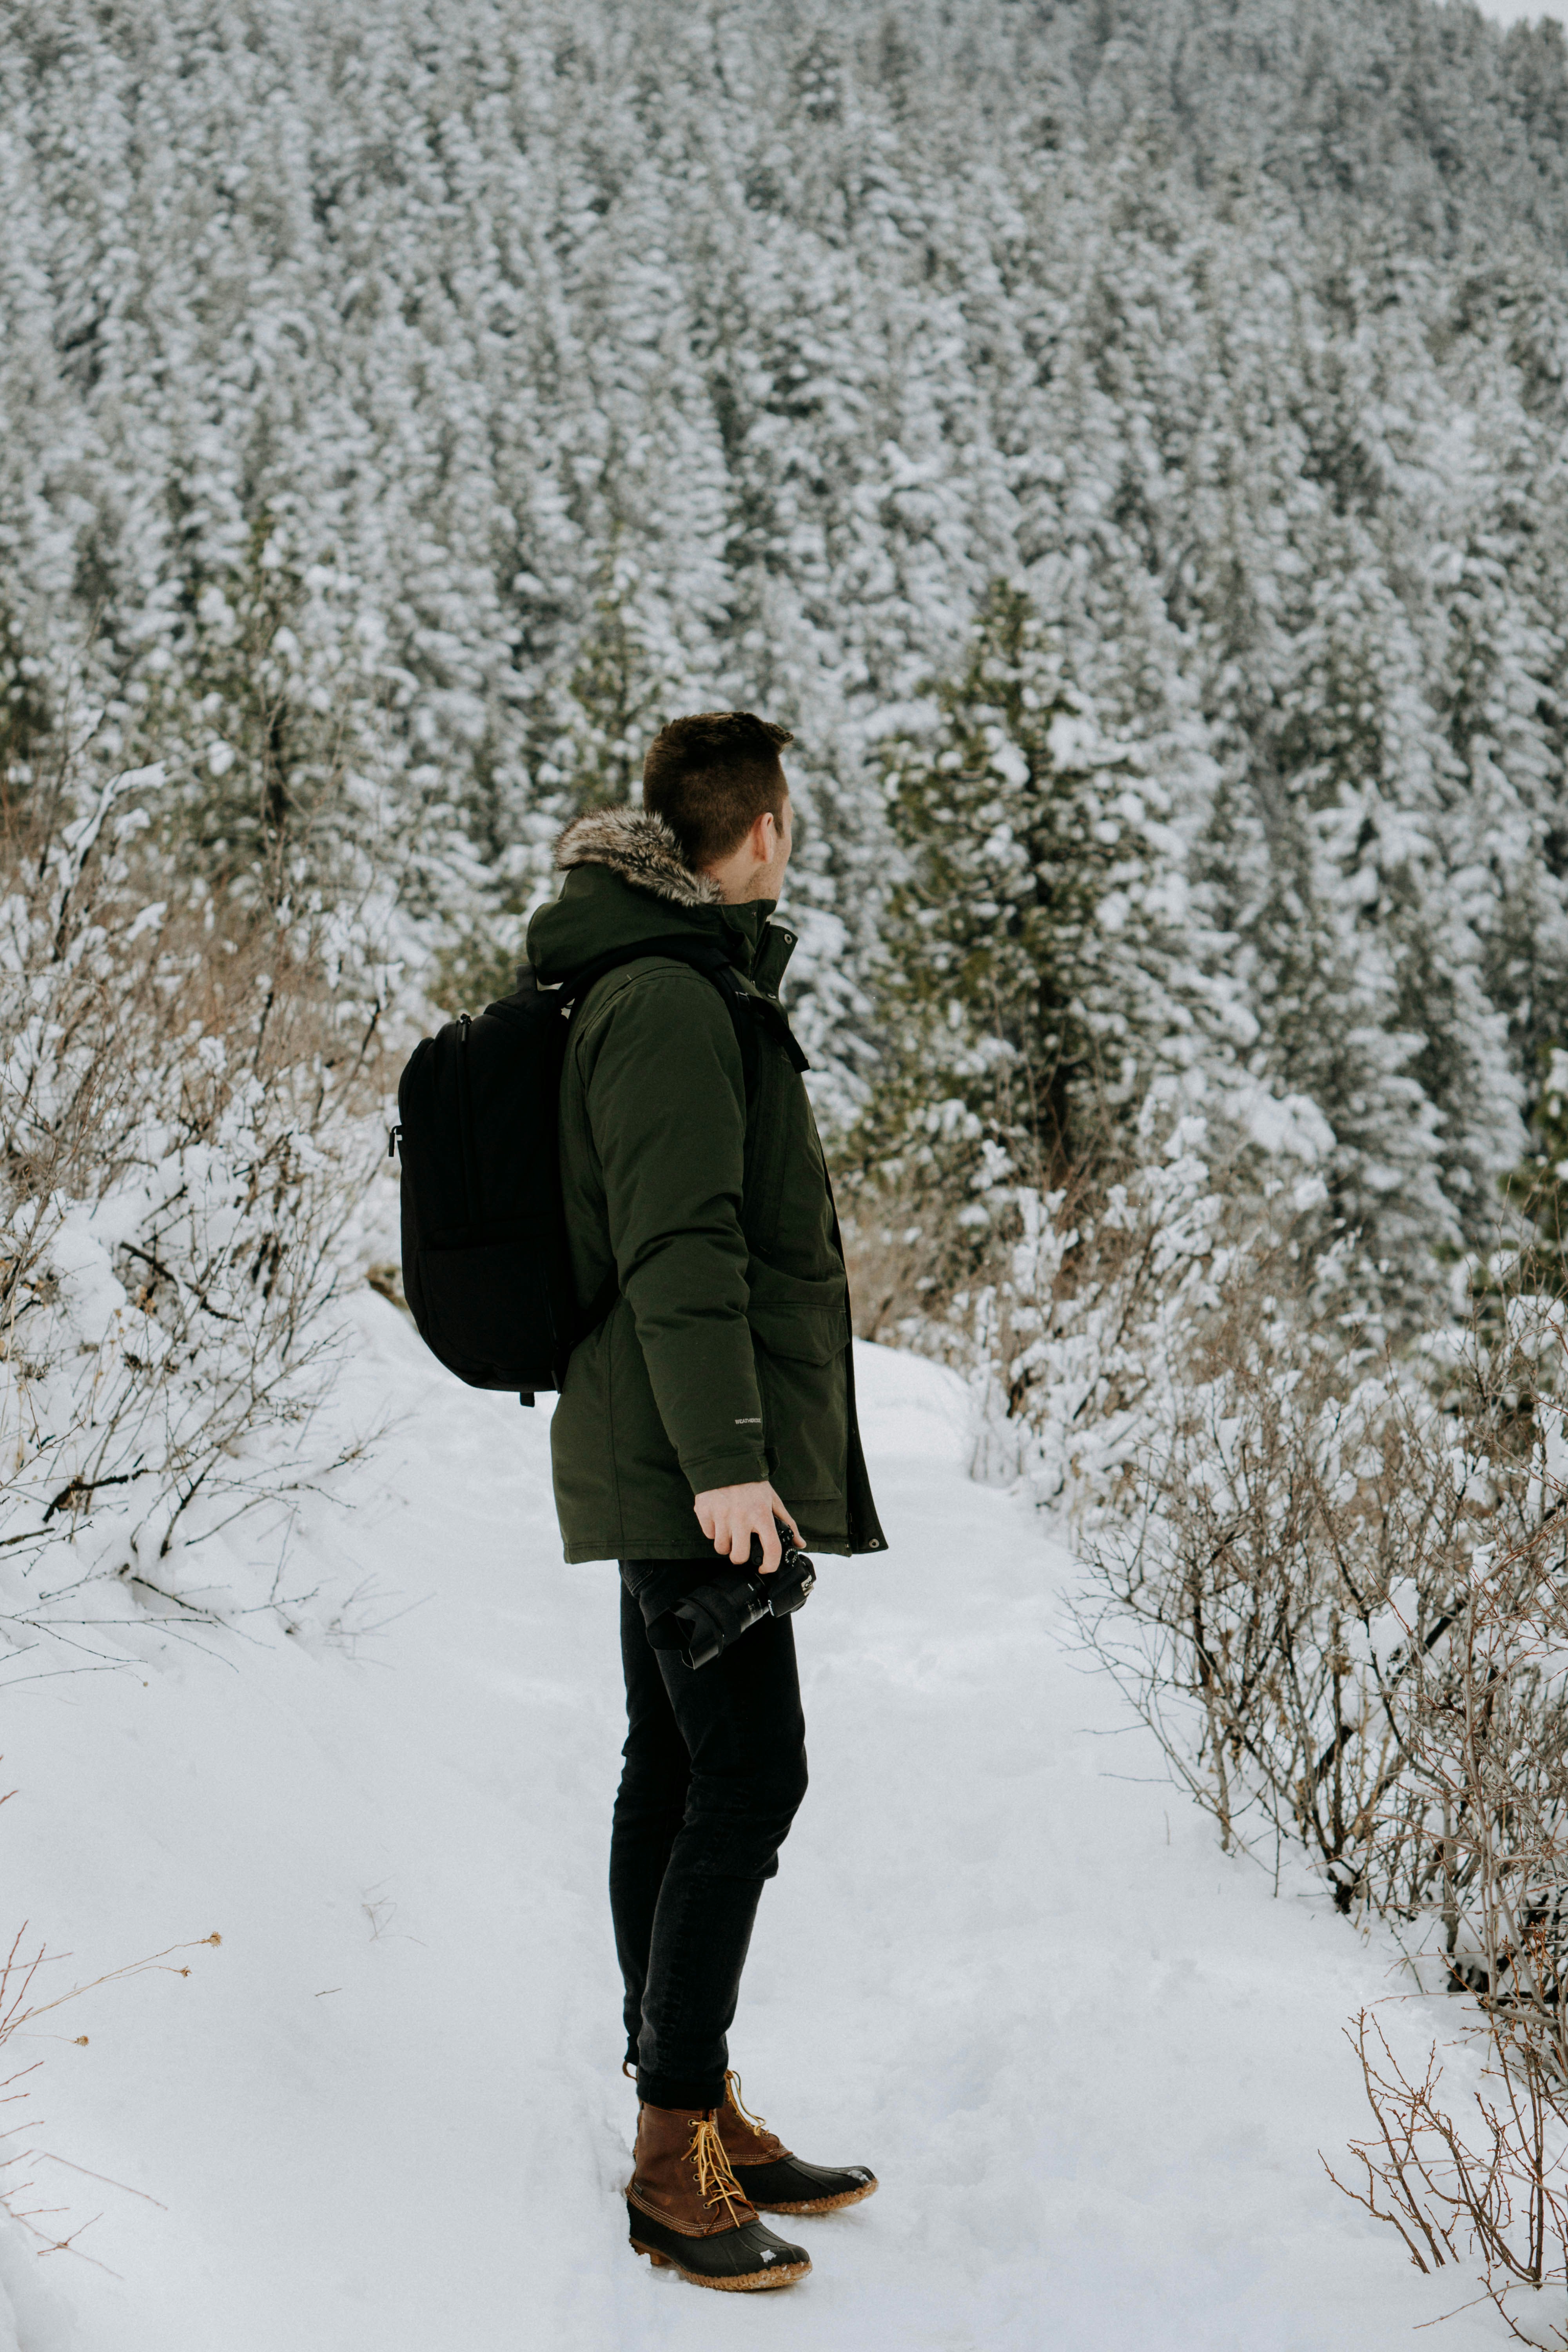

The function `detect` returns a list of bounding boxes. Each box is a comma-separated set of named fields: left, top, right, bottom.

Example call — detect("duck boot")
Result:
left=717, top=2071, right=879, bottom=2214
left=625, top=2102, right=811, bottom=2290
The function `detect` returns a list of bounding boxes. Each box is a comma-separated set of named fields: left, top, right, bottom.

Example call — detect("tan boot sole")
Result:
left=631, top=2238, right=810, bottom=2290
left=747, top=2175, right=879, bottom=2215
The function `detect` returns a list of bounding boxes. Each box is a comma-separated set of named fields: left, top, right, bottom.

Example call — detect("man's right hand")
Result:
left=692, top=1482, right=802, bottom=1573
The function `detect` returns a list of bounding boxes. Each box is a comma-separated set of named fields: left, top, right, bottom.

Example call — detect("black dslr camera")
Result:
left=657, top=1526, right=816, bottom=1671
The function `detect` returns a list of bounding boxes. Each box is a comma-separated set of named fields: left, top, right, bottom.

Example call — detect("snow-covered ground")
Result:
left=0, top=1298, right=1521, bottom=2350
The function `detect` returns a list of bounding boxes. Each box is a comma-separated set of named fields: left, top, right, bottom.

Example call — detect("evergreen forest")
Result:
left=8, top=0, right=1568, bottom=1301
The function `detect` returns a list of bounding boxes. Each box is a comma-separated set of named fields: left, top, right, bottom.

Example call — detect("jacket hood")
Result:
left=526, top=805, right=775, bottom=986
left=552, top=806, right=722, bottom=909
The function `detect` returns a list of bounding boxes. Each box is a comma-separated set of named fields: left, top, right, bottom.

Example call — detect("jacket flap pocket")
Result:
left=746, top=1263, right=850, bottom=1365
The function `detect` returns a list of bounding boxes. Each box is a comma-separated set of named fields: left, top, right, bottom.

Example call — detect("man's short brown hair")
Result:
left=642, top=710, right=793, bottom=869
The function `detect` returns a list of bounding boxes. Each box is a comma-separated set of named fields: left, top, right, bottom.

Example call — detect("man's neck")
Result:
left=711, top=872, right=776, bottom=906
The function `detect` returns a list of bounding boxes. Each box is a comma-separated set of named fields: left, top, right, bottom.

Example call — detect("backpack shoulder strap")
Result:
left=699, top=961, right=762, bottom=1103
left=555, top=936, right=770, bottom=1101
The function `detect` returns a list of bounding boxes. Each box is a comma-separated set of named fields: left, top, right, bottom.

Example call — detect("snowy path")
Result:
left=0, top=1298, right=1514, bottom=2351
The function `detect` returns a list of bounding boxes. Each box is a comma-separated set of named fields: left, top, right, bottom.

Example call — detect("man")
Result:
left=526, top=710, right=886, bottom=2292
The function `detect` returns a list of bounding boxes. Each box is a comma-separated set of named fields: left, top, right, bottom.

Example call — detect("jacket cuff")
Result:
left=681, top=1448, right=771, bottom=1495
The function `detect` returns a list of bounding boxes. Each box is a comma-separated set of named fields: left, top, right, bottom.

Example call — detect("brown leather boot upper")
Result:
left=627, top=2103, right=760, bottom=2238
left=717, top=2071, right=790, bottom=2167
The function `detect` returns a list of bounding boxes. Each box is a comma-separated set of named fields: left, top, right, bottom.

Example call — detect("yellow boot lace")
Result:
left=688, top=2114, right=749, bottom=2226
left=724, top=2069, right=769, bottom=2134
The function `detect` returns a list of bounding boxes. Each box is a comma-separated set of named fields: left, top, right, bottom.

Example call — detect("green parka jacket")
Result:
left=526, top=807, right=886, bottom=1565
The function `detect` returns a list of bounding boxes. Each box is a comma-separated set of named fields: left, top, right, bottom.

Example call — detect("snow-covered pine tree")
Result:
left=849, top=584, right=1204, bottom=1222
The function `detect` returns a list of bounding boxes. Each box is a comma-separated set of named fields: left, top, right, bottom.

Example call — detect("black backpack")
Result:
left=390, top=940, right=771, bottom=1402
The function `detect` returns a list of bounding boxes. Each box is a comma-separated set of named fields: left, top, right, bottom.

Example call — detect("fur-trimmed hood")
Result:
left=528, top=803, right=781, bottom=989
left=552, top=806, right=720, bottom=909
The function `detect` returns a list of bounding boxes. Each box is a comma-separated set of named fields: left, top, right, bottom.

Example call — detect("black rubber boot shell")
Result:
left=625, top=2201, right=811, bottom=2290
left=733, top=2154, right=878, bottom=2214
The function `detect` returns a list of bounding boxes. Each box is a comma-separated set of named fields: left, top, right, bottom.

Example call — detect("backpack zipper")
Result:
left=455, top=1012, right=481, bottom=1231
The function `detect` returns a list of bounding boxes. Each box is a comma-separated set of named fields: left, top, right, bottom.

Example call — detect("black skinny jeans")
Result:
left=611, top=1558, right=809, bottom=2112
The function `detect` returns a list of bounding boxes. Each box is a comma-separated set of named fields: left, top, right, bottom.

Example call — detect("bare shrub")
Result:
left=1065, top=1226, right=1568, bottom=2334
left=0, top=1764, right=221, bottom=2272
left=837, top=1185, right=944, bottom=1346
left=837, top=1102, right=1239, bottom=1508
left=1326, top=2011, right=1568, bottom=2346
left=0, top=1914, right=222, bottom=2270
left=0, top=760, right=390, bottom=1665
left=1078, top=1290, right=1568, bottom=1955
left=1316, top=1351, right=1568, bottom=2343
left=1078, top=1297, right=1440, bottom=1892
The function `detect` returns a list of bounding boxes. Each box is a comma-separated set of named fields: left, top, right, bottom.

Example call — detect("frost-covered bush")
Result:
left=959, top=1132, right=1232, bottom=1509
left=898, top=1088, right=1568, bottom=2024
left=0, top=766, right=387, bottom=1665
left=1080, top=1265, right=1568, bottom=1989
